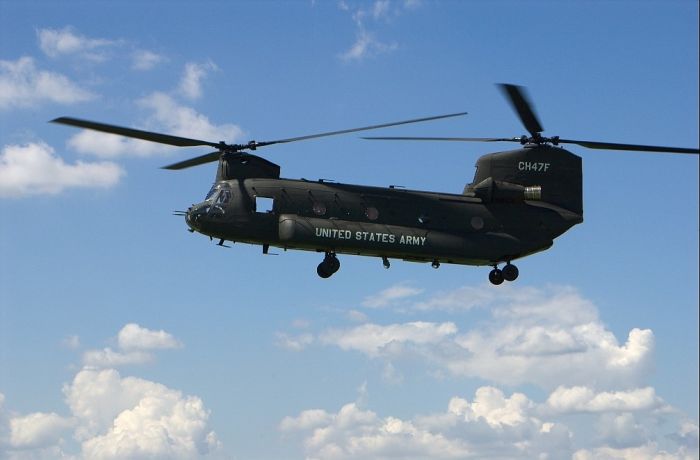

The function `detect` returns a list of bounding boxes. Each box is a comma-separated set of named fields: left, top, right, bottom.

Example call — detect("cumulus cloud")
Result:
left=0, top=142, right=123, bottom=198
left=0, top=324, right=219, bottom=459
left=65, top=368, right=219, bottom=458
left=67, top=91, right=244, bottom=158
left=0, top=57, right=95, bottom=110
left=8, top=412, right=74, bottom=449
left=178, top=61, right=218, bottom=100
left=82, top=323, right=182, bottom=368
left=281, top=384, right=696, bottom=460
left=118, top=323, right=181, bottom=351
left=546, top=386, right=664, bottom=414
left=37, top=26, right=118, bottom=61
left=285, top=285, right=656, bottom=390
left=281, top=386, right=573, bottom=459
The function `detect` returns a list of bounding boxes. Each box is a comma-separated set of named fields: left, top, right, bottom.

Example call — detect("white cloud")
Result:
left=299, top=285, right=656, bottom=390
left=178, top=61, right=218, bottom=100
left=83, top=348, right=154, bottom=368
left=282, top=384, right=696, bottom=460
left=64, top=368, right=219, bottom=458
left=281, top=386, right=573, bottom=459
left=276, top=332, right=314, bottom=352
left=61, top=334, right=81, bottom=349
left=337, top=0, right=415, bottom=62
left=572, top=442, right=697, bottom=460
left=131, top=49, right=166, bottom=70
left=340, top=30, right=398, bottom=62
left=0, top=142, right=123, bottom=198
left=37, top=27, right=117, bottom=61
left=8, top=412, right=74, bottom=449
left=280, top=409, right=332, bottom=432
left=596, top=413, right=647, bottom=449
left=68, top=92, right=244, bottom=158
left=82, top=323, right=181, bottom=368
left=118, top=323, right=181, bottom=351
left=546, top=386, right=663, bottom=414
left=320, top=321, right=457, bottom=357
left=0, top=326, right=220, bottom=459
left=361, top=283, right=423, bottom=308
left=0, top=57, right=95, bottom=110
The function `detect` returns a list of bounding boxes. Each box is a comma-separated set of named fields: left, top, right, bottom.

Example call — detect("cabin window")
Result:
left=255, top=196, right=274, bottom=213
left=365, top=206, right=379, bottom=221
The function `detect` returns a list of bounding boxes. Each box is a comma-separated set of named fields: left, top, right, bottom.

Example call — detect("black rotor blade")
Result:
left=498, top=84, right=544, bottom=137
left=363, top=136, right=518, bottom=142
left=257, top=112, right=468, bottom=148
left=558, top=138, right=700, bottom=154
left=51, top=117, right=221, bottom=149
left=162, top=151, right=224, bottom=170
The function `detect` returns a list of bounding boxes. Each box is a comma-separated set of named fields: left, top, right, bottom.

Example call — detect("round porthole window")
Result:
left=471, top=216, right=484, bottom=230
left=365, top=206, right=379, bottom=221
left=313, top=202, right=327, bottom=216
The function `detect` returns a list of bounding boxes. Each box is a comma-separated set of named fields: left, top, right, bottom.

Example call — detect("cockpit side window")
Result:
left=216, top=189, right=231, bottom=204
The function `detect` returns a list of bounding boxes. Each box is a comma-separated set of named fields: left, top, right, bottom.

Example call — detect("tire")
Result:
left=489, top=268, right=504, bottom=285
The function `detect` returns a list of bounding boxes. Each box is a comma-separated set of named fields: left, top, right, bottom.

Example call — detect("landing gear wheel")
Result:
left=317, top=253, right=340, bottom=279
left=489, top=268, right=504, bottom=285
left=502, top=263, right=519, bottom=282
left=317, top=263, right=332, bottom=278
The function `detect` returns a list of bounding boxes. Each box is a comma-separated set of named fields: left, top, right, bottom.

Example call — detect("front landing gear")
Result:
left=489, top=263, right=518, bottom=285
left=317, top=252, right=340, bottom=278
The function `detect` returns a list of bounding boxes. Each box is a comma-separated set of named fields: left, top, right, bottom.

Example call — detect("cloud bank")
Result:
left=0, top=324, right=219, bottom=459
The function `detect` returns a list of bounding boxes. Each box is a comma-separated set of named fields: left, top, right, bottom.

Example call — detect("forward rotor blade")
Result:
left=498, top=84, right=544, bottom=137
left=162, top=151, right=223, bottom=170
left=558, top=138, right=700, bottom=154
left=363, top=136, right=518, bottom=142
left=51, top=117, right=221, bottom=149
left=258, top=112, right=468, bottom=148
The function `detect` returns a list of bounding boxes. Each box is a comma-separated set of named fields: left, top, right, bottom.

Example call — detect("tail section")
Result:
left=467, top=145, right=583, bottom=215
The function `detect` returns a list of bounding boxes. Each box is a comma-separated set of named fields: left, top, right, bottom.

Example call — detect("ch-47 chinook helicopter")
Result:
left=52, top=84, right=699, bottom=284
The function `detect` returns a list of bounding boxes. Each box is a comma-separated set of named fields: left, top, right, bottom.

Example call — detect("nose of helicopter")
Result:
left=185, top=203, right=209, bottom=232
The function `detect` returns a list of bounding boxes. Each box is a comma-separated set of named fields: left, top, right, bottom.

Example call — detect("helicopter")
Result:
left=52, top=84, right=699, bottom=285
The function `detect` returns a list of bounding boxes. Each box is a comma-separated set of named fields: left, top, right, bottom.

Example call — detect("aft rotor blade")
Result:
left=162, top=151, right=223, bottom=170
left=363, top=136, right=518, bottom=142
left=498, top=84, right=544, bottom=137
left=558, top=138, right=700, bottom=154
left=257, top=112, right=468, bottom=148
left=51, top=117, right=221, bottom=149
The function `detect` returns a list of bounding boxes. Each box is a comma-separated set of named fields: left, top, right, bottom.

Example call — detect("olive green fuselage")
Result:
left=186, top=175, right=580, bottom=267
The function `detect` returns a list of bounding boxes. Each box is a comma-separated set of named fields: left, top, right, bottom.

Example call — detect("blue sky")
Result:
left=0, top=1, right=698, bottom=459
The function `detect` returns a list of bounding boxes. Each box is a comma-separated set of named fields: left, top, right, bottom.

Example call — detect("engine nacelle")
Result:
left=471, top=177, right=542, bottom=203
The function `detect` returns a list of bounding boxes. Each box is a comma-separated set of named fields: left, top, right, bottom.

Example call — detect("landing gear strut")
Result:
left=489, top=262, right=518, bottom=285
left=317, top=252, right=340, bottom=278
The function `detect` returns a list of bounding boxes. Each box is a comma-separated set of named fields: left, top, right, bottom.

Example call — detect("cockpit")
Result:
left=186, top=183, right=233, bottom=231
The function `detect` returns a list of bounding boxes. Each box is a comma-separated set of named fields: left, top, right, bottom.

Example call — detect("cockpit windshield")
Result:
left=205, top=184, right=218, bottom=201
left=205, top=183, right=232, bottom=202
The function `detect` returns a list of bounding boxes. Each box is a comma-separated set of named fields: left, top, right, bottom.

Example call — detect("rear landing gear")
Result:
left=489, top=263, right=518, bottom=285
left=317, top=252, right=340, bottom=278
